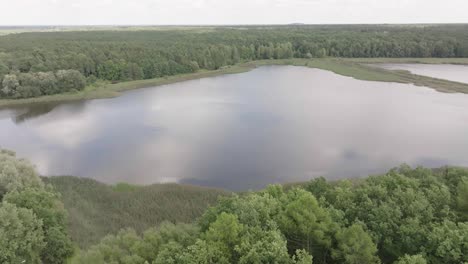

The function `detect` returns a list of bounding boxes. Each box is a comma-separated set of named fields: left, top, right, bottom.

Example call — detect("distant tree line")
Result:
left=1, top=24, right=468, bottom=98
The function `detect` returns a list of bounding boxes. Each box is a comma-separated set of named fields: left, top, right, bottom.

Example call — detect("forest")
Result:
left=1, top=148, right=467, bottom=264
left=1, top=24, right=468, bottom=99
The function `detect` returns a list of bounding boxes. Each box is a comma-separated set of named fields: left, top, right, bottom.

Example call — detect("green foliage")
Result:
left=1, top=70, right=86, bottom=98
left=456, top=177, right=468, bottom=220
left=0, top=149, right=44, bottom=193
left=2, top=25, right=468, bottom=99
left=67, top=165, right=468, bottom=264
left=305, top=165, right=468, bottom=264
left=203, top=212, right=244, bottom=262
left=75, top=223, right=199, bottom=264
left=181, top=239, right=230, bottom=264
left=425, top=221, right=468, bottom=263
left=1, top=74, right=20, bottom=97
left=154, top=241, right=187, bottom=264
left=235, top=227, right=292, bottom=264
left=113, top=182, right=140, bottom=192
left=0, top=61, right=8, bottom=77
left=394, top=255, right=427, bottom=264
left=138, top=222, right=198, bottom=261
left=332, top=224, right=380, bottom=264
left=190, top=195, right=310, bottom=263
left=277, top=189, right=334, bottom=259
left=205, top=212, right=243, bottom=248
left=55, top=69, right=86, bottom=91
left=293, top=249, right=313, bottom=264
left=0, top=149, right=73, bottom=264
left=74, top=228, right=145, bottom=264
left=4, top=188, right=74, bottom=263
left=2, top=147, right=467, bottom=264
left=198, top=189, right=281, bottom=231
left=0, top=202, right=45, bottom=264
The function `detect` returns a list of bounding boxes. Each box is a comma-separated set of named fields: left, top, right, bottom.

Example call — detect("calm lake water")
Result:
left=2, top=66, right=468, bottom=190
left=377, top=63, right=468, bottom=84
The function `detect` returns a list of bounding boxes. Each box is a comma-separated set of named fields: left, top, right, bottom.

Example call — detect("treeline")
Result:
left=1, top=69, right=86, bottom=98
left=1, top=25, right=468, bottom=98
left=75, top=165, right=468, bottom=264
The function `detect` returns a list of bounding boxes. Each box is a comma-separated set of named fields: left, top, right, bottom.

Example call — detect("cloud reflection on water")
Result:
left=1, top=65, right=468, bottom=190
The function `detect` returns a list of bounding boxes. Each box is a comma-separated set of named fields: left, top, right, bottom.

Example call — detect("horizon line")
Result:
left=1, top=22, right=468, bottom=27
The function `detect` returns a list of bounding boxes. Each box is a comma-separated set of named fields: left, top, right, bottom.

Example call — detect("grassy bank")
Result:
left=347, top=57, right=468, bottom=65
left=2, top=57, right=468, bottom=108
left=269, top=58, right=468, bottom=93
left=44, top=176, right=230, bottom=248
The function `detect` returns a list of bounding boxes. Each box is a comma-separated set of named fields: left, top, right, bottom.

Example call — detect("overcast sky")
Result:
left=1, top=0, right=467, bottom=25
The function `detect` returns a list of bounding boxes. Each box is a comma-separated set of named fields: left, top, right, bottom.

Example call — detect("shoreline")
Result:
left=1, top=58, right=468, bottom=108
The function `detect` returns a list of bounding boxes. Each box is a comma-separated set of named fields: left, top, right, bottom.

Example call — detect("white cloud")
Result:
left=0, top=0, right=467, bottom=25
left=31, top=110, right=98, bottom=149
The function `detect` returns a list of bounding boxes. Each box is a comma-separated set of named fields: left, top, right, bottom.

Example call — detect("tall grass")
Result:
left=44, top=176, right=230, bottom=248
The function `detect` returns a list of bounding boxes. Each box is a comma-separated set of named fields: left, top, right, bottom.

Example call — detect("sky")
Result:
left=1, top=0, right=467, bottom=25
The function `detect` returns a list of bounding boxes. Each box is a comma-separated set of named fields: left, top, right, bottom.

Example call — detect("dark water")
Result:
left=2, top=66, right=468, bottom=190
left=377, top=63, right=468, bottom=84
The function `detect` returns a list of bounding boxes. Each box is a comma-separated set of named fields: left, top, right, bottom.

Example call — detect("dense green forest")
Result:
left=1, top=148, right=467, bottom=263
left=1, top=25, right=468, bottom=99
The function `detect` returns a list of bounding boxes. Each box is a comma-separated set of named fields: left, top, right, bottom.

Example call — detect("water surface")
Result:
left=377, top=63, right=468, bottom=84
left=2, top=66, right=468, bottom=190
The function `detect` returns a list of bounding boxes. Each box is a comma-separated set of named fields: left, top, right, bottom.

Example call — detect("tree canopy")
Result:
left=0, top=150, right=73, bottom=264
left=1, top=148, right=467, bottom=263
left=72, top=165, right=468, bottom=264
left=1, top=25, right=468, bottom=98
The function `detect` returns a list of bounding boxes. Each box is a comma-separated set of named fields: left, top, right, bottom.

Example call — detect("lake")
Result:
left=376, top=63, right=468, bottom=84
left=2, top=65, right=468, bottom=190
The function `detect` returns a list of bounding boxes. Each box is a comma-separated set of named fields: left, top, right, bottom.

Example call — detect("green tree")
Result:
left=0, top=202, right=45, bottom=264
left=153, top=241, right=186, bottom=264
left=425, top=221, right=468, bottom=264
left=35, top=71, right=58, bottom=94
left=293, top=249, right=313, bottom=264
left=75, top=228, right=145, bottom=264
left=0, top=149, right=44, bottom=193
left=236, top=227, right=291, bottom=264
left=456, top=177, right=468, bottom=219
left=332, top=224, right=380, bottom=264
left=135, top=222, right=198, bottom=262
left=55, top=69, right=86, bottom=92
left=16, top=84, right=42, bottom=98
left=0, top=61, right=8, bottom=78
left=181, top=239, right=230, bottom=264
left=5, top=188, right=74, bottom=264
left=205, top=212, right=244, bottom=260
left=189, top=61, right=200, bottom=72
left=394, top=254, right=427, bottom=264
left=330, top=170, right=441, bottom=262
left=123, top=63, right=144, bottom=81
left=97, top=60, right=122, bottom=81
left=1, top=74, right=20, bottom=97
left=277, top=189, right=334, bottom=259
